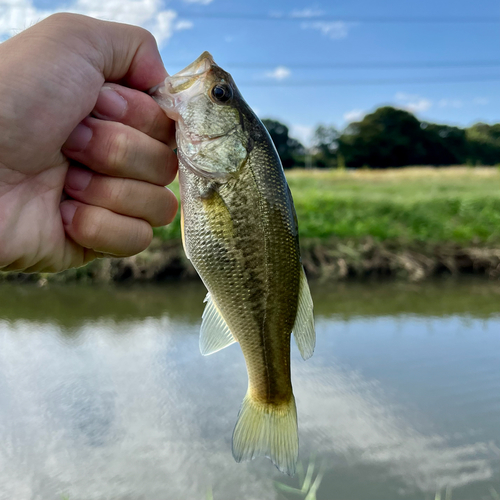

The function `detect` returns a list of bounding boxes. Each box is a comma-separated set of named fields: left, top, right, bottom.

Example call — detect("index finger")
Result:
left=93, top=83, right=176, bottom=148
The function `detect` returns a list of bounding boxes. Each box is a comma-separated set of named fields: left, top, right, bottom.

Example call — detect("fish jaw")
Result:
left=151, top=51, right=214, bottom=123
left=153, top=51, right=249, bottom=181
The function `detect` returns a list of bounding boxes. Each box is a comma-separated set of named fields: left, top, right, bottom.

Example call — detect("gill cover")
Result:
left=153, top=51, right=248, bottom=180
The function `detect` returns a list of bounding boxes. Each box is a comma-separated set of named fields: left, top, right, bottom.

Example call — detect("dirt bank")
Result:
left=3, top=237, right=500, bottom=285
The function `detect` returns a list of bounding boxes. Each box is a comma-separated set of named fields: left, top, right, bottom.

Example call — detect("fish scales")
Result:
left=180, top=138, right=301, bottom=404
left=153, top=51, right=315, bottom=475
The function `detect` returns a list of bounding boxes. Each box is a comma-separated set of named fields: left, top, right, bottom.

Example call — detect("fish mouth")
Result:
left=150, top=51, right=215, bottom=118
left=167, top=51, right=214, bottom=94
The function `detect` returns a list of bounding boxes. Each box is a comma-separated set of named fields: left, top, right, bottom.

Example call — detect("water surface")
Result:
left=0, top=280, right=499, bottom=500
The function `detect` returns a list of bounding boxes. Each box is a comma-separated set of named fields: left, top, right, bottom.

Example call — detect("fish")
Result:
left=152, top=52, right=315, bottom=476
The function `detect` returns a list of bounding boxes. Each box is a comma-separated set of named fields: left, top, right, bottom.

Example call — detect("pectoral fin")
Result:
left=292, top=268, right=315, bottom=360
left=200, top=293, right=236, bottom=355
left=180, top=205, right=190, bottom=260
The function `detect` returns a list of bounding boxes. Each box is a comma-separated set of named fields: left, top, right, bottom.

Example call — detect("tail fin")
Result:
left=232, top=392, right=298, bottom=475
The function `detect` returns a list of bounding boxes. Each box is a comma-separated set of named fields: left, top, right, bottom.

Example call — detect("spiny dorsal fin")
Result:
left=200, top=293, right=236, bottom=356
left=293, top=267, right=315, bottom=360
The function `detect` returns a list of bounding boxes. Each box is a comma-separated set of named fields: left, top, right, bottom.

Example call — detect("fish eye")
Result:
left=211, top=84, right=233, bottom=103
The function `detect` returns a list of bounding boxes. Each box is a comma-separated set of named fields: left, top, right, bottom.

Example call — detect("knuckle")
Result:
left=130, top=221, right=153, bottom=252
left=155, top=189, right=178, bottom=226
left=147, top=108, right=164, bottom=138
left=45, top=12, right=76, bottom=24
left=164, top=150, right=178, bottom=184
left=103, top=178, right=130, bottom=208
left=105, top=130, right=132, bottom=174
left=78, top=209, right=104, bottom=246
left=134, top=25, right=158, bottom=46
left=141, top=223, right=154, bottom=246
left=153, top=147, right=177, bottom=187
left=44, top=13, right=91, bottom=33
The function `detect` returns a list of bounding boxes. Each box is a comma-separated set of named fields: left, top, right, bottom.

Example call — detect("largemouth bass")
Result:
left=153, top=52, right=315, bottom=475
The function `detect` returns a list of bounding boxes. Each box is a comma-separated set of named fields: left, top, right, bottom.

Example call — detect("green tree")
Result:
left=466, top=123, right=500, bottom=165
left=421, top=123, right=468, bottom=165
left=262, top=119, right=305, bottom=168
left=338, top=107, right=429, bottom=168
left=313, top=125, right=339, bottom=168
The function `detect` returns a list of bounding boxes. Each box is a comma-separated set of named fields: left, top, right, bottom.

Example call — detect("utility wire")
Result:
left=237, top=75, right=500, bottom=87
left=188, top=61, right=500, bottom=70
left=176, top=13, right=500, bottom=24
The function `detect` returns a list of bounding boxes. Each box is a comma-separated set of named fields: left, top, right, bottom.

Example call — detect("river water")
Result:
left=0, top=279, right=499, bottom=500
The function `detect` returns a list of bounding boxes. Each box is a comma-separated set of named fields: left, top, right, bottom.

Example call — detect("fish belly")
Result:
left=179, top=144, right=301, bottom=474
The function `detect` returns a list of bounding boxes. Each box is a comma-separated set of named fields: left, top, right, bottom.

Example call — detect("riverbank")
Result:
left=3, top=166, right=500, bottom=284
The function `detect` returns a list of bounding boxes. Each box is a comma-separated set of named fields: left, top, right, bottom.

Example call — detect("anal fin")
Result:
left=200, top=293, right=236, bottom=355
left=293, top=267, right=315, bottom=360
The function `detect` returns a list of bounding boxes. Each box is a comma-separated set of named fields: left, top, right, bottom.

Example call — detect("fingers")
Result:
left=40, top=13, right=167, bottom=90
left=63, top=116, right=177, bottom=186
left=60, top=200, right=153, bottom=257
left=64, top=167, right=178, bottom=227
left=92, top=84, right=176, bottom=148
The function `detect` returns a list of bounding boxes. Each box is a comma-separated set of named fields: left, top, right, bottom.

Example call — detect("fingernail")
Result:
left=64, top=122, right=93, bottom=152
left=93, top=86, right=128, bottom=120
left=65, top=168, right=92, bottom=191
left=60, top=203, right=77, bottom=226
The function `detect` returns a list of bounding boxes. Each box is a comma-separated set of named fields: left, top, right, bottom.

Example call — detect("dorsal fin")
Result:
left=200, top=293, right=236, bottom=355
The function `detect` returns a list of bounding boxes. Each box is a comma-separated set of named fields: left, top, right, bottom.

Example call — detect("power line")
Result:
left=217, top=61, right=500, bottom=70
left=237, top=75, right=500, bottom=87
left=177, top=13, right=500, bottom=24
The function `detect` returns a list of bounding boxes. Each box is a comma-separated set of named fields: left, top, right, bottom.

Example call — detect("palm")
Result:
left=0, top=47, right=104, bottom=271
left=8, top=159, right=79, bottom=272
left=0, top=14, right=178, bottom=273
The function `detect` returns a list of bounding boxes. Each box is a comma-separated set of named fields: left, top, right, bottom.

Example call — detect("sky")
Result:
left=1, top=0, right=499, bottom=145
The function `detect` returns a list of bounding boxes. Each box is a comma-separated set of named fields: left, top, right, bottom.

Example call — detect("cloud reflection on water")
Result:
left=0, top=312, right=498, bottom=500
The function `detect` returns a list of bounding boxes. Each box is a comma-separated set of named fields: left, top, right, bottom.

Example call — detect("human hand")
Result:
left=0, top=13, right=177, bottom=273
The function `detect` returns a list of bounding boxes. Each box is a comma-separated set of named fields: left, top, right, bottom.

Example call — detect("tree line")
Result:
left=262, top=106, right=500, bottom=169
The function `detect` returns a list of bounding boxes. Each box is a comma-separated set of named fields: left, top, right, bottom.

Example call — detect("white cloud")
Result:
left=302, top=21, right=349, bottom=39
left=0, top=0, right=192, bottom=46
left=265, top=66, right=291, bottom=81
left=290, top=124, right=314, bottom=147
left=473, top=97, right=489, bottom=105
left=0, top=315, right=497, bottom=498
left=395, top=92, right=417, bottom=101
left=290, top=8, right=324, bottom=18
left=174, top=19, right=193, bottom=31
left=405, top=99, right=432, bottom=113
left=343, top=109, right=365, bottom=122
left=438, top=99, right=463, bottom=109
left=395, top=92, right=432, bottom=113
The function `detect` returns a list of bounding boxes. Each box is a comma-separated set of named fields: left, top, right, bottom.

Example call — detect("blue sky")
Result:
left=2, top=0, right=499, bottom=144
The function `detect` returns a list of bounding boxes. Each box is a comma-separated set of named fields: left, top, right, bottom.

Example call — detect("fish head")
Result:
left=153, top=51, right=252, bottom=181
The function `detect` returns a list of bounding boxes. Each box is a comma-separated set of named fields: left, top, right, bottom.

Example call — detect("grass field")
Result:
left=154, top=166, right=500, bottom=246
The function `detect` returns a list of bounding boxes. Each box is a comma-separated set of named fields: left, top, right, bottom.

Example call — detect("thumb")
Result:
left=41, top=13, right=168, bottom=91
left=0, top=13, right=169, bottom=158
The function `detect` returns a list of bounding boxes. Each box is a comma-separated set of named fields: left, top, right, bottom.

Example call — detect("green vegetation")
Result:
left=262, top=119, right=306, bottom=169
left=265, top=107, right=500, bottom=169
left=155, top=167, right=500, bottom=246
left=5, top=167, right=500, bottom=284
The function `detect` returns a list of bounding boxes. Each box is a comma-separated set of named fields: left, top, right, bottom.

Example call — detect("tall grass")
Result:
left=154, top=167, right=500, bottom=245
